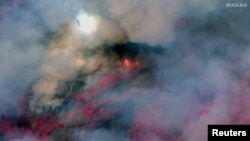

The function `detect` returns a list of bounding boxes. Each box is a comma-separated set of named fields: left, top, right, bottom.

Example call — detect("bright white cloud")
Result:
left=74, top=10, right=98, bottom=35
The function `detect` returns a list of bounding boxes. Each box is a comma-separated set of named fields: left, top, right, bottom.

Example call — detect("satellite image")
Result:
left=0, top=0, right=249, bottom=141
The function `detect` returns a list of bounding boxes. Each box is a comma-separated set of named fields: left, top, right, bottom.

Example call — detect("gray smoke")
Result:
left=0, top=0, right=249, bottom=141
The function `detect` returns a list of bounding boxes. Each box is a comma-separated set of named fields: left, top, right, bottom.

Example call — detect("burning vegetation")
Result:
left=0, top=0, right=250, bottom=141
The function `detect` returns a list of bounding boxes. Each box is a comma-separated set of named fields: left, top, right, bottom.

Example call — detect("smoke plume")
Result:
left=0, top=0, right=249, bottom=141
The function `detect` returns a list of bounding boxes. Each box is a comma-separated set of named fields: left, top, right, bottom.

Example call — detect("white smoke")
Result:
left=0, top=0, right=249, bottom=141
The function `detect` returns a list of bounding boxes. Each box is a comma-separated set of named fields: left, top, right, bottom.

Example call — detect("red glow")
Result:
left=124, top=59, right=131, bottom=67
left=0, top=64, right=145, bottom=140
left=120, top=58, right=139, bottom=68
left=2, top=71, right=250, bottom=141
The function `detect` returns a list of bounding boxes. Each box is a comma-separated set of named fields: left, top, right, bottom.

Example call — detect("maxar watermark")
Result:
left=226, top=3, right=248, bottom=8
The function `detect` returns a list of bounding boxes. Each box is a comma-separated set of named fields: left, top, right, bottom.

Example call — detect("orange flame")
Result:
left=120, top=58, right=139, bottom=68
left=124, top=59, right=131, bottom=67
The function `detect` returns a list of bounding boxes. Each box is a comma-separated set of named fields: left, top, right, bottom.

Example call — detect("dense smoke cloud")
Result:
left=0, top=0, right=249, bottom=141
